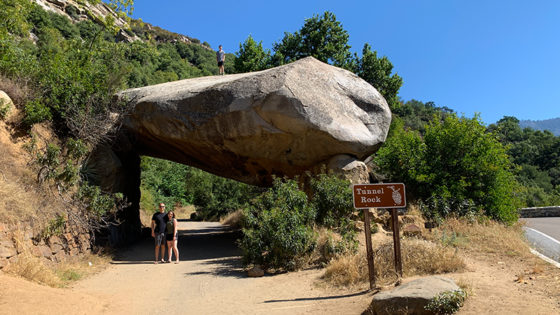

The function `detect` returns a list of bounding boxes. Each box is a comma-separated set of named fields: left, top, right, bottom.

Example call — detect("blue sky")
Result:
left=132, top=0, right=560, bottom=125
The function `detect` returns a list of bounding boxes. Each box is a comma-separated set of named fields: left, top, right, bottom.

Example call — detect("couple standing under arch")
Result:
left=151, top=203, right=180, bottom=264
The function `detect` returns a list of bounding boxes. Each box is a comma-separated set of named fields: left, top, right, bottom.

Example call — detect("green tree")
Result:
left=375, top=114, right=521, bottom=223
left=273, top=11, right=351, bottom=67
left=354, top=43, right=403, bottom=110
left=234, top=35, right=271, bottom=73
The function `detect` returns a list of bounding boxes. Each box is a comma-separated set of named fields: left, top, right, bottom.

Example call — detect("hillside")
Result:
left=519, top=117, right=560, bottom=136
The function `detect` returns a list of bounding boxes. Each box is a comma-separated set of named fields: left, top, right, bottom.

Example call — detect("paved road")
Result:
left=522, top=217, right=560, bottom=241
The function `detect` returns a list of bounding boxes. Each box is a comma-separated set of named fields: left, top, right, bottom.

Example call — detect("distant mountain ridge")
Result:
left=519, top=118, right=560, bottom=136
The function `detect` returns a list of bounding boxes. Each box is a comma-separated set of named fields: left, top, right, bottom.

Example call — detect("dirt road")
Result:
left=72, top=221, right=372, bottom=314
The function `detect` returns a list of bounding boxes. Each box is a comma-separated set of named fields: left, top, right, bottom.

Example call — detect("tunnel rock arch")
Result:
left=85, top=57, right=392, bottom=245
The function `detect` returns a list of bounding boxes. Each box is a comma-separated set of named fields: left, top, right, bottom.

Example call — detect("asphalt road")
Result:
left=522, top=217, right=560, bottom=241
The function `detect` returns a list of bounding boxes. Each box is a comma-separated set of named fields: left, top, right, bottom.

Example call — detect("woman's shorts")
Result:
left=166, top=232, right=178, bottom=241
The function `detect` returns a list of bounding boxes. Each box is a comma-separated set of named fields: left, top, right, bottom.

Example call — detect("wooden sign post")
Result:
left=353, top=183, right=406, bottom=288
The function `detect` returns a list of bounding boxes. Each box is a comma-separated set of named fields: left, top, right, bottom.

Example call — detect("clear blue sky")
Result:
left=131, top=0, right=560, bottom=125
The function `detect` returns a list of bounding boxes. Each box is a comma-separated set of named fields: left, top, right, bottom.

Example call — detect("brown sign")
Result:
left=353, top=183, right=406, bottom=209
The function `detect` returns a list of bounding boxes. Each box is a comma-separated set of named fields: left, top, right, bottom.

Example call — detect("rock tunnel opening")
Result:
left=83, top=57, right=392, bottom=246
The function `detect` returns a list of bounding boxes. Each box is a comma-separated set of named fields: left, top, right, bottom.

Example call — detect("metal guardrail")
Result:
left=519, top=206, right=560, bottom=218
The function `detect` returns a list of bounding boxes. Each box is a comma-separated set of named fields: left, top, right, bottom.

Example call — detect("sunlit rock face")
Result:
left=115, top=57, right=391, bottom=186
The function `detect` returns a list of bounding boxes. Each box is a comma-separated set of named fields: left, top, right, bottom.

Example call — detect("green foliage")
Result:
left=40, top=214, right=66, bottom=240
left=234, top=35, right=271, bottom=73
left=424, top=289, right=467, bottom=314
left=240, top=177, right=316, bottom=270
left=239, top=174, right=361, bottom=270
left=0, top=98, right=10, bottom=119
left=273, top=12, right=351, bottom=67
left=48, top=11, right=79, bottom=39
left=354, top=43, right=402, bottom=109
left=140, top=157, right=190, bottom=209
left=375, top=114, right=521, bottom=223
left=78, top=183, right=123, bottom=218
left=139, top=157, right=259, bottom=220
left=488, top=116, right=560, bottom=206
left=184, top=166, right=260, bottom=221
left=310, top=172, right=354, bottom=229
left=0, top=0, right=33, bottom=37
left=23, top=99, right=51, bottom=126
left=392, top=99, right=455, bottom=134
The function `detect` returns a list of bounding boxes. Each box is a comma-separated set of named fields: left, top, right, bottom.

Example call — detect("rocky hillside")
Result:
left=32, top=0, right=210, bottom=46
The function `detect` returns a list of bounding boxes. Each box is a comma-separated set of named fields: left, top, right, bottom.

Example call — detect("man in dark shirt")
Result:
left=151, top=203, right=168, bottom=263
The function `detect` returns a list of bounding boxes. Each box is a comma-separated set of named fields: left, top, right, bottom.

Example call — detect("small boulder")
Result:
left=247, top=265, right=265, bottom=277
left=403, top=224, right=422, bottom=238
left=365, top=276, right=460, bottom=315
left=0, top=239, right=17, bottom=258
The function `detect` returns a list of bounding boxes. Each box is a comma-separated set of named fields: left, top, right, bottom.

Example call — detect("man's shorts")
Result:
left=218, top=61, right=224, bottom=67
left=154, top=233, right=165, bottom=246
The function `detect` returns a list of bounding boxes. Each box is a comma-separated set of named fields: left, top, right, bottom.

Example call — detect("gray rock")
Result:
left=0, top=90, right=13, bottom=115
left=115, top=57, right=391, bottom=186
left=247, top=265, right=265, bottom=277
left=0, top=240, right=17, bottom=258
left=366, top=276, right=460, bottom=315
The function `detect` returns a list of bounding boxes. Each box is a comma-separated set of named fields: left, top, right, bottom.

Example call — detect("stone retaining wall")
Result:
left=519, top=206, right=560, bottom=218
left=0, top=222, right=91, bottom=269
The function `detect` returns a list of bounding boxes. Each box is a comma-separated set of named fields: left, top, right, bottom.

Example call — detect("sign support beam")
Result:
left=390, top=208, right=403, bottom=277
left=362, top=208, right=376, bottom=289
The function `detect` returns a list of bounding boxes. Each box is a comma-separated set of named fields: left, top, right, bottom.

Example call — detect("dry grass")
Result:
left=3, top=254, right=62, bottom=287
left=323, top=238, right=466, bottom=288
left=0, top=76, right=34, bottom=109
left=323, top=217, right=537, bottom=289
left=4, top=252, right=111, bottom=288
left=174, top=204, right=195, bottom=220
left=220, top=209, right=244, bottom=229
left=424, top=218, right=531, bottom=258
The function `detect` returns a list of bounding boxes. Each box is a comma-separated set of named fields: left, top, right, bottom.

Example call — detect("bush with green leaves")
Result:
left=240, top=177, right=316, bottom=270
left=310, top=172, right=354, bottom=228
left=0, top=98, right=10, bottom=119
left=309, top=172, right=358, bottom=252
left=424, top=289, right=467, bottom=314
left=375, top=114, right=521, bottom=223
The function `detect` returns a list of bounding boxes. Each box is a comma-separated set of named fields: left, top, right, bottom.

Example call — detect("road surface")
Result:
left=522, top=217, right=560, bottom=241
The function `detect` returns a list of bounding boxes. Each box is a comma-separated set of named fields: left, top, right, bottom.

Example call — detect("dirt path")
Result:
left=71, top=221, right=373, bottom=314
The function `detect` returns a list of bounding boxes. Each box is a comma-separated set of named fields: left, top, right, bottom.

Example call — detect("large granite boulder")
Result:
left=115, top=57, right=391, bottom=186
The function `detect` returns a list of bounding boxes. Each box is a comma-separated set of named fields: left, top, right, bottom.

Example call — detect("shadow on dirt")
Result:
left=111, top=223, right=243, bottom=270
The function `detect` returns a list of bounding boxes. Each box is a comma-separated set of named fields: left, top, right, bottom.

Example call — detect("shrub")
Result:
left=23, top=98, right=51, bottom=126
left=424, top=289, right=467, bottom=314
left=64, top=5, right=80, bottom=20
left=239, top=178, right=316, bottom=270
left=0, top=98, right=10, bottom=119
left=48, top=12, right=79, bottom=39
left=310, top=172, right=354, bottom=228
left=375, top=114, right=521, bottom=223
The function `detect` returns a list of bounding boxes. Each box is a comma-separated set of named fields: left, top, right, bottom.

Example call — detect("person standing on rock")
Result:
left=151, top=203, right=168, bottom=264
left=165, top=211, right=179, bottom=263
left=216, top=45, right=225, bottom=75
